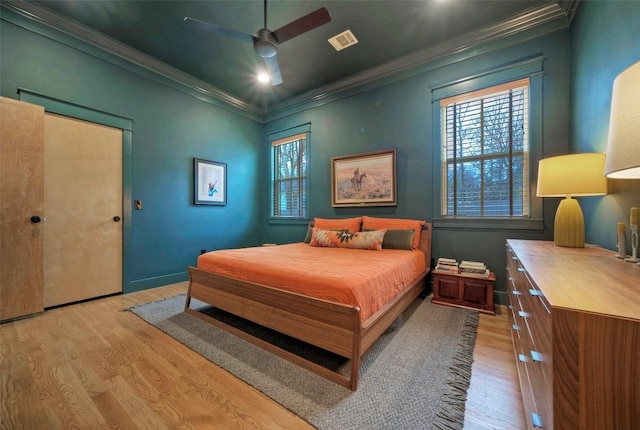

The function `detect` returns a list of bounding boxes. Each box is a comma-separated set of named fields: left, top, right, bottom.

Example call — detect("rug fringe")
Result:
left=431, top=310, right=479, bottom=430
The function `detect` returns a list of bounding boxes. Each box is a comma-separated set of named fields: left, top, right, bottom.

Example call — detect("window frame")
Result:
left=267, top=124, right=310, bottom=223
left=431, top=56, right=544, bottom=230
left=440, top=78, right=530, bottom=218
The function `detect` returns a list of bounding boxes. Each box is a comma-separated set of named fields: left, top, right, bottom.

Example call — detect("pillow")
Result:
left=304, top=226, right=314, bottom=243
left=362, top=216, right=425, bottom=249
left=364, top=228, right=414, bottom=250
left=310, top=228, right=386, bottom=250
left=313, top=217, right=362, bottom=233
left=303, top=226, right=347, bottom=244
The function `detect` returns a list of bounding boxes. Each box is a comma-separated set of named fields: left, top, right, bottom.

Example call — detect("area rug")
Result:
left=128, top=294, right=479, bottom=430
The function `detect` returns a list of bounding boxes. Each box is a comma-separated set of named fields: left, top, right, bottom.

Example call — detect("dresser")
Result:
left=506, top=239, right=640, bottom=429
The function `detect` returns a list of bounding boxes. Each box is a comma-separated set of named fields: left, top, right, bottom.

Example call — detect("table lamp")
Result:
left=537, top=153, right=607, bottom=247
left=605, top=60, right=640, bottom=179
left=605, top=61, right=640, bottom=264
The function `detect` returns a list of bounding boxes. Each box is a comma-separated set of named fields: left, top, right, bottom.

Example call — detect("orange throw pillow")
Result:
left=313, top=217, right=362, bottom=233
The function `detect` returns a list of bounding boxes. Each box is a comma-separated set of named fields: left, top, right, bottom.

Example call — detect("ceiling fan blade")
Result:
left=271, top=7, right=331, bottom=44
left=184, top=17, right=255, bottom=43
left=263, top=55, right=283, bottom=86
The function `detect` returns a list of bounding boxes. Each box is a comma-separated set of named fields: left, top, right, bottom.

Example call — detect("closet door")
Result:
left=43, top=113, right=123, bottom=307
left=0, top=97, right=45, bottom=321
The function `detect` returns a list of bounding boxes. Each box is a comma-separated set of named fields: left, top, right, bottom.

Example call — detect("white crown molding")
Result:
left=3, top=1, right=573, bottom=123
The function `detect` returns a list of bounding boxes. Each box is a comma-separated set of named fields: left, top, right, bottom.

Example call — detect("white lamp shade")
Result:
left=605, top=61, right=640, bottom=179
left=537, top=153, right=607, bottom=197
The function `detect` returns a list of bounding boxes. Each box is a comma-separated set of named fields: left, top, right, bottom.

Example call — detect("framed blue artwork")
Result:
left=194, top=158, right=227, bottom=205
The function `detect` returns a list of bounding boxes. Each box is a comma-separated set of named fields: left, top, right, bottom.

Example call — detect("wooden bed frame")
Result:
left=185, top=223, right=432, bottom=391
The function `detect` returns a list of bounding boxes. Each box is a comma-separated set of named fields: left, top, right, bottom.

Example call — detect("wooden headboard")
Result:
left=419, top=223, right=433, bottom=272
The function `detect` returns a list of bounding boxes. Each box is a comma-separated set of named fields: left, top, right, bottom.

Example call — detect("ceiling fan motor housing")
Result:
left=254, top=29, right=278, bottom=58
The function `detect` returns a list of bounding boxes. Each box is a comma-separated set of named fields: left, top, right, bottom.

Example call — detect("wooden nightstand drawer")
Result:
left=435, top=276, right=459, bottom=300
left=432, top=271, right=496, bottom=315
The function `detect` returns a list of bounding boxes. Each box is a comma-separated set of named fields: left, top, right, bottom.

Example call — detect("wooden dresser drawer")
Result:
left=507, top=286, right=538, bottom=429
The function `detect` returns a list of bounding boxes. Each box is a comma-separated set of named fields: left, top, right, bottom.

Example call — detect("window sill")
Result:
left=268, top=217, right=310, bottom=226
left=434, top=217, right=544, bottom=230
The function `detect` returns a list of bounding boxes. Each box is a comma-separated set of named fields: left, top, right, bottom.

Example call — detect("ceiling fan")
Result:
left=184, top=1, right=331, bottom=85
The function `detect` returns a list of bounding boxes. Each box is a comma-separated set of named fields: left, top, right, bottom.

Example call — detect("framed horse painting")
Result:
left=194, top=158, right=227, bottom=205
left=331, top=148, right=397, bottom=207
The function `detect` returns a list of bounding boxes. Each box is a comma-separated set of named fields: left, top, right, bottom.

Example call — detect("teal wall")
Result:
left=262, top=30, right=572, bottom=303
left=7, top=2, right=637, bottom=304
left=570, top=1, right=640, bottom=251
left=1, top=15, right=263, bottom=292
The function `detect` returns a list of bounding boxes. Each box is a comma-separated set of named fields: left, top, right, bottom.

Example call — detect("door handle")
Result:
left=30, top=216, right=42, bottom=223
left=113, top=216, right=121, bottom=222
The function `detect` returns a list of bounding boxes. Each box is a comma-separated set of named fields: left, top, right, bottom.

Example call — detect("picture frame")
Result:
left=194, top=158, right=227, bottom=205
left=331, top=148, right=397, bottom=207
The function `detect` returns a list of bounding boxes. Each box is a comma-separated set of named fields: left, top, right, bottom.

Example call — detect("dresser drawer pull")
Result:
left=531, top=350, right=542, bottom=362
left=512, top=289, right=522, bottom=295
left=508, top=305, right=513, bottom=310
left=512, top=256, right=518, bottom=261
left=512, top=324, right=520, bottom=331
left=529, top=289, right=542, bottom=297
left=518, top=354, right=528, bottom=363
left=518, top=311, right=529, bottom=318
left=517, top=267, right=526, bottom=273
left=531, top=412, right=544, bottom=428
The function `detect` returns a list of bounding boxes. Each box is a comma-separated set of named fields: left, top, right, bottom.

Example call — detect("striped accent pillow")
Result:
left=310, top=228, right=386, bottom=250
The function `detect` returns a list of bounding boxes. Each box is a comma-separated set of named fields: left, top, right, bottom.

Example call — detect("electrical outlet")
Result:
left=135, top=200, right=143, bottom=210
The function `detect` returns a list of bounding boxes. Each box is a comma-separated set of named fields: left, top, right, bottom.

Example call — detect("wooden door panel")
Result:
left=0, top=97, right=45, bottom=320
left=44, top=113, right=122, bottom=307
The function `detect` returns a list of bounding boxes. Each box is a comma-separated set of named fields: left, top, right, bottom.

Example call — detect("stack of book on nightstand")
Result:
left=459, top=260, right=490, bottom=278
left=434, top=257, right=459, bottom=274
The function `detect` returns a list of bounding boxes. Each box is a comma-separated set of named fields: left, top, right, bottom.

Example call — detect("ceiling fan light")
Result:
left=257, top=72, right=270, bottom=83
left=254, top=29, right=278, bottom=58
left=254, top=40, right=277, bottom=58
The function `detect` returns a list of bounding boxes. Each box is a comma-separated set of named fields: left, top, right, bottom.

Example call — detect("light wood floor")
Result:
left=0, top=282, right=525, bottom=429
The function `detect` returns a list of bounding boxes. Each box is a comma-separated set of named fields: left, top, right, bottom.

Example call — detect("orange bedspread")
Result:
left=197, top=243, right=426, bottom=322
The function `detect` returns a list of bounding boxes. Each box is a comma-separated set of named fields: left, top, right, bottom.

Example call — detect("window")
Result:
left=270, top=132, right=307, bottom=218
left=440, top=78, right=529, bottom=217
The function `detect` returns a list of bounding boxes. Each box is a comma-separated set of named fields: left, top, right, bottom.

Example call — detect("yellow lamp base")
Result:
left=554, top=196, right=585, bottom=247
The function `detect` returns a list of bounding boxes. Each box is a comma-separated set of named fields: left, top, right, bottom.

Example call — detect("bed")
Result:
left=185, top=216, right=433, bottom=390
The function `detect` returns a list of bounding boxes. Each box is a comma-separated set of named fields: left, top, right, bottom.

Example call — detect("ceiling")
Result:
left=8, top=1, right=576, bottom=113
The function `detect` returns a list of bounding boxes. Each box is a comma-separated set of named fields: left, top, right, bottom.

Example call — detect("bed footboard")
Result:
left=184, top=219, right=431, bottom=392
left=186, top=266, right=364, bottom=390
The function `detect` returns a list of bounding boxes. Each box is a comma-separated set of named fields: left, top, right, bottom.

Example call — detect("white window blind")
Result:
left=271, top=132, right=307, bottom=218
left=440, top=78, right=530, bottom=217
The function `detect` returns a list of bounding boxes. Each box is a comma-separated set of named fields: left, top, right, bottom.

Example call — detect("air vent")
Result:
left=328, top=30, right=358, bottom=51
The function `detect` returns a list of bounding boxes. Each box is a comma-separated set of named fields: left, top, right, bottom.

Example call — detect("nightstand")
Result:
left=431, top=271, right=496, bottom=315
